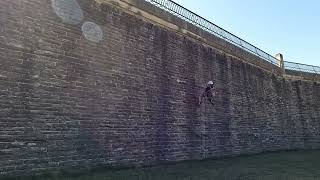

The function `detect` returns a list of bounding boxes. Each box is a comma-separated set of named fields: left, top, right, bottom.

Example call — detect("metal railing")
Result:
left=144, top=0, right=278, bottom=65
left=284, top=61, right=320, bottom=75
left=143, top=0, right=320, bottom=76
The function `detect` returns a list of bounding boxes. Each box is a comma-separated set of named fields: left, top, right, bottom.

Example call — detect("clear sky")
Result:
left=172, top=0, right=320, bottom=66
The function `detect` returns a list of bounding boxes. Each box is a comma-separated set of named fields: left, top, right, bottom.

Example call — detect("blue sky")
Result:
left=172, top=0, right=320, bottom=66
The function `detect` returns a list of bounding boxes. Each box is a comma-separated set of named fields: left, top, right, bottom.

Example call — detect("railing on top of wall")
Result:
left=144, top=0, right=278, bottom=65
left=284, top=61, right=320, bottom=75
left=144, top=0, right=320, bottom=76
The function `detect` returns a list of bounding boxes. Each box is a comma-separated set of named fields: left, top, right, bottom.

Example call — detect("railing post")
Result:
left=275, top=53, right=285, bottom=74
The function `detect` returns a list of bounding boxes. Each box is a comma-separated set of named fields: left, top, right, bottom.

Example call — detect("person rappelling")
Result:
left=199, top=81, right=216, bottom=106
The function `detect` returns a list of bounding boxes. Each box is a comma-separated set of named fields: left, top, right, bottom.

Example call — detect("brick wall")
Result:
left=0, top=0, right=320, bottom=177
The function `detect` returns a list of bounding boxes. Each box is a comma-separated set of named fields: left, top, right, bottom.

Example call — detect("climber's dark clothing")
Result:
left=199, top=85, right=215, bottom=105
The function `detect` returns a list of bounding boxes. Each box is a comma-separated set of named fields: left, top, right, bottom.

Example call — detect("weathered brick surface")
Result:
left=0, top=0, right=320, bottom=177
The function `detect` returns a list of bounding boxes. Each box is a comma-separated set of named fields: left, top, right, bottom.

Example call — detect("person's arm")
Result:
left=199, top=91, right=205, bottom=105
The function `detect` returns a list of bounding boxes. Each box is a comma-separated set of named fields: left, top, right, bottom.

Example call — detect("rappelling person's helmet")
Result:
left=207, top=81, right=214, bottom=88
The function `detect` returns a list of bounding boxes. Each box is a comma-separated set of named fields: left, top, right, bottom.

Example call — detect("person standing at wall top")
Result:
left=199, top=81, right=216, bottom=106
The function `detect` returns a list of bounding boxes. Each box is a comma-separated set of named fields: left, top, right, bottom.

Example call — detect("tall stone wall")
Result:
left=0, top=0, right=320, bottom=177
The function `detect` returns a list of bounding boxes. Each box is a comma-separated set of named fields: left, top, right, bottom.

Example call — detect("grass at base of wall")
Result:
left=3, top=149, right=320, bottom=180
